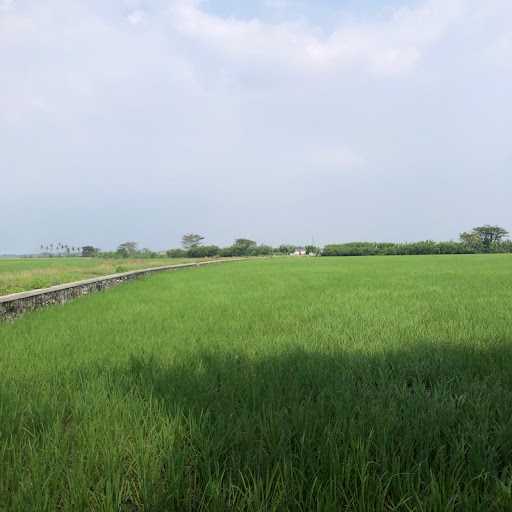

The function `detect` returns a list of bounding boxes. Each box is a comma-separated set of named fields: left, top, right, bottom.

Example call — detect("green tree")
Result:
left=140, top=248, right=158, bottom=258
left=234, top=239, right=256, bottom=250
left=82, top=246, right=99, bottom=257
left=252, top=245, right=273, bottom=256
left=229, top=239, right=257, bottom=256
left=182, top=234, right=204, bottom=250
left=167, top=248, right=186, bottom=258
left=187, top=245, right=220, bottom=258
left=117, top=241, right=138, bottom=258
left=278, top=244, right=296, bottom=255
left=460, top=225, right=509, bottom=251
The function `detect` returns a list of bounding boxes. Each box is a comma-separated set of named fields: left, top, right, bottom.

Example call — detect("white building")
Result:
left=291, top=247, right=306, bottom=256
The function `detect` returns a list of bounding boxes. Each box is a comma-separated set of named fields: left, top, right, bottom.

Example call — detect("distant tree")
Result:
left=305, top=245, right=320, bottom=255
left=82, top=246, right=99, bottom=257
left=140, top=248, right=158, bottom=258
left=167, top=248, right=187, bottom=258
left=187, top=245, right=220, bottom=258
left=234, top=239, right=257, bottom=250
left=278, top=244, right=296, bottom=255
left=117, top=241, right=138, bottom=258
left=182, top=233, right=204, bottom=250
left=460, top=225, right=509, bottom=251
left=459, top=231, right=481, bottom=250
left=252, top=245, right=274, bottom=256
left=226, top=239, right=257, bottom=256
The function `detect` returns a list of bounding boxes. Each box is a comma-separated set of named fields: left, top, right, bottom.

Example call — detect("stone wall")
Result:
left=0, top=260, right=239, bottom=321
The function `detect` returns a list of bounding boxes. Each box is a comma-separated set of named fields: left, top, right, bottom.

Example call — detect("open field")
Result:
left=1, top=255, right=512, bottom=510
left=0, top=257, right=197, bottom=296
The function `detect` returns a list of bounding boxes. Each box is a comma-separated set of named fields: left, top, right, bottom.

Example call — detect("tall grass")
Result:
left=0, top=257, right=194, bottom=295
left=1, top=255, right=512, bottom=510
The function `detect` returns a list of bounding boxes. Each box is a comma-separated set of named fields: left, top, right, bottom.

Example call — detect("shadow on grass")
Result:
left=3, top=342, right=512, bottom=511
left=119, top=342, right=512, bottom=511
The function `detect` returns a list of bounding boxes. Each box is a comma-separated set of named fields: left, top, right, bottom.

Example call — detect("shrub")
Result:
left=322, top=241, right=474, bottom=257
left=166, top=248, right=187, bottom=258
left=186, top=245, right=220, bottom=258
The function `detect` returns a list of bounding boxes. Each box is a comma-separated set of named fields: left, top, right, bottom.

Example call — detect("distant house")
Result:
left=291, top=247, right=306, bottom=256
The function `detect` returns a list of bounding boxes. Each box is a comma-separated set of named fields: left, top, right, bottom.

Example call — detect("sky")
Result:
left=1, top=0, right=511, bottom=253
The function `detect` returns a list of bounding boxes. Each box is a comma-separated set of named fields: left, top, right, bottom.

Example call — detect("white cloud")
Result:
left=127, top=9, right=146, bottom=25
left=486, top=33, right=512, bottom=68
left=165, top=0, right=447, bottom=75
left=0, top=0, right=14, bottom=12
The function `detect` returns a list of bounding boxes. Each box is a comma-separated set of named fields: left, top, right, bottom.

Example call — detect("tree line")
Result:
left=167, top=236, right=279, bottom=258
left=322, top=226, right=511, bottom=256
left=61, top=237, right=309, bottom=259
left=36, top=225, right=511, bottom=259
left=38, top=243, right=83, bottom=257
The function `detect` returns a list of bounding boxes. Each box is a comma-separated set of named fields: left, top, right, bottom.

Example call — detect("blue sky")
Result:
left=1, top=0, right=512, bottom=253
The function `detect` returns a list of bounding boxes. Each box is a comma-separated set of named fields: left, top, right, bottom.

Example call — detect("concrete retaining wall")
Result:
left=0, top=259, right=242, bottom=320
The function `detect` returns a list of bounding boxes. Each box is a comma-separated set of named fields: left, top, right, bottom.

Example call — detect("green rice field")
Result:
left=0, top=257, right=195, bottom=296
left=1, top=255, right=512, bottom=510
